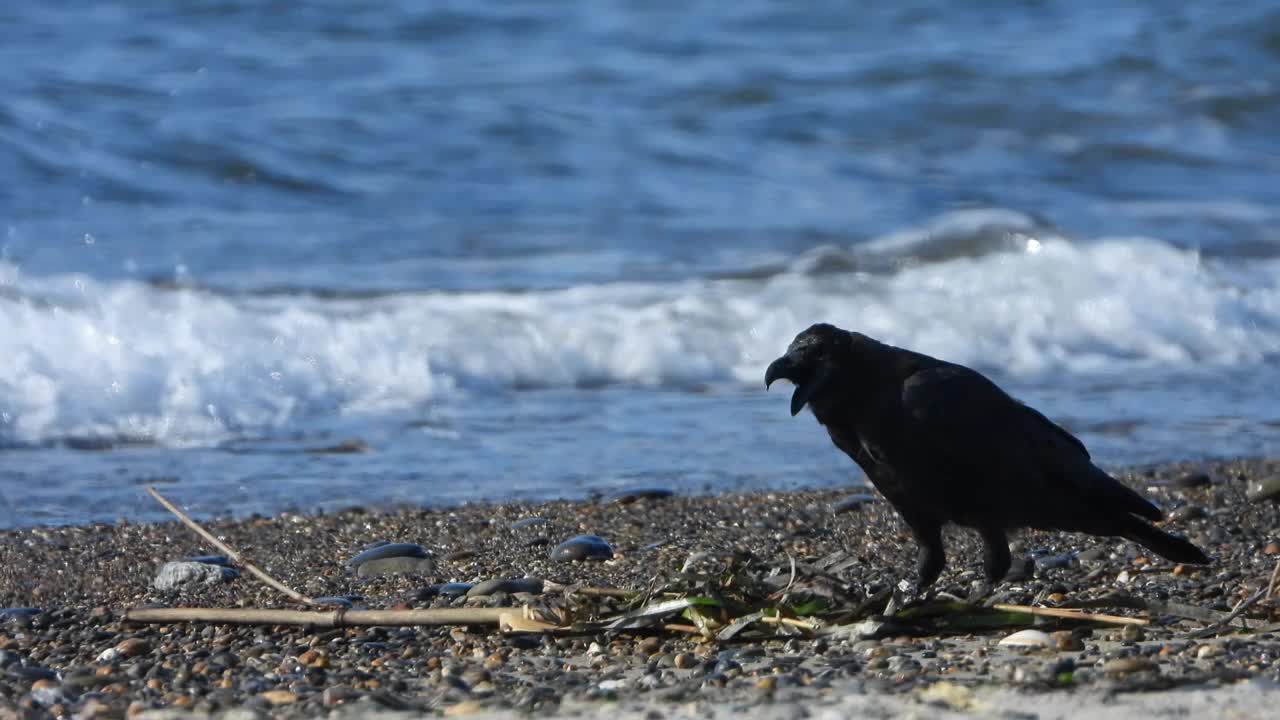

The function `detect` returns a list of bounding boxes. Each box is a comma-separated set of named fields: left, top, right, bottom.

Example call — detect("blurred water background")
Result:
left=2, top=1, right=1280, bottom=527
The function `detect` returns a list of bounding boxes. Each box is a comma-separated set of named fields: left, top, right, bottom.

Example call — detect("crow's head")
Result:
left=764, top=323, right=850, bottom=416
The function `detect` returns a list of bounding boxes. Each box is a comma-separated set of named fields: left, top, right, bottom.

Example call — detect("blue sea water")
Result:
left=2, top=2, right=1280, bottom=528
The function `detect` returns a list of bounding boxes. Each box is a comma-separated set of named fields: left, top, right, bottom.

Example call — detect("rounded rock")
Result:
left=467, top=578, right=545, bottom=597
left=550, top=535, right=614, bottom=562
left=346, top=542, right=432, bottom=566
left=418, top=583, right=473, bottom=600
left=510, top=517, right=550, bottom=531
left=1169, top=505, right=1205, bottom=522
left=1246, top=476, right=1280, bottom=503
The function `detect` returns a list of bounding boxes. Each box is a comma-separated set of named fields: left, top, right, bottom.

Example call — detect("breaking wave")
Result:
left=3, top=217, right=1279, bottom=447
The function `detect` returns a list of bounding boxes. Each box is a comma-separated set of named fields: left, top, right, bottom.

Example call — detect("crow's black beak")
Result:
left=766, top=354, right=826, bottom=417
left=764, top=356, right=793, bottom=390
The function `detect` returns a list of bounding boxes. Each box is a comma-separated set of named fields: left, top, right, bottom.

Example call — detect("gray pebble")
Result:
left=603, top=488, right=674, bottom=505
left=1169, top=505, right=1206, bottom=522
left=467, top=578, right=545, bottom=597
left=418, top=583, right=473, bottom=599
left=356, top=555, right=436, bottom=578
left=833, top=494, right=879, bottom=513
left=550, top=534, right=614, bottom=562
left=153, top=561, right=239, bottom=591
left=1247, top=476, right=1280, bottom=503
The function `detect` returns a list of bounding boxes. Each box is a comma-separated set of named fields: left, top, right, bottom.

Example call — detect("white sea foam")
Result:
left=2, top=232, right=1279, bottom=446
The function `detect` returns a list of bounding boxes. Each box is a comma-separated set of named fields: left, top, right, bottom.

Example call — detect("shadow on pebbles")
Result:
left=2, top=458, right=1280, bottom=718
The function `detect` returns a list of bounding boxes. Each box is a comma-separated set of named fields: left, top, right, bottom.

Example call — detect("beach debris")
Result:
left=550, top=534, right=614, bottom=562
left=346, top=542, right=436, bottom=577
left=833, top=494, right=879, bottom=513
left=467, top=578, right=545, bottom=597
left=998, top=629, right=1052, bottom=648
left=153, top=560, right=239, bottom=591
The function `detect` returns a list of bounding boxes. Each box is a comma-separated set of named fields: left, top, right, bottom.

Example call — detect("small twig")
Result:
left=1268, top=558, right=1280, bottom=600
left=1188, top=588, right=1268, bottom=639
left=990, top=603, right=1148, bottom=627
left=542, top=581, right=637, bottom=599
left=758, top=615, right=817, bottom=631
left=147, top=487, right=316, bottom=606
left=767, top=554, right=800, bottom=602
left=126, top=606, right=511, bottom=627
left=661, top=623, right=703, bottom=634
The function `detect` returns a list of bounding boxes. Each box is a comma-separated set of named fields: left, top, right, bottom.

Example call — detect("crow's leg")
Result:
left=884, top=514, right=945, bottom=615
left=967, top=526, right=1011, bottom=604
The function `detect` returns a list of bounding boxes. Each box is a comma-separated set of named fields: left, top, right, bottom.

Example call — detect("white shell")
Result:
left=998, top=629, right=1053, bottom=648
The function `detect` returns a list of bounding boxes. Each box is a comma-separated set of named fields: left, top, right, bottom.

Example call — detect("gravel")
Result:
left=1, top=457, right=1279, bottom=718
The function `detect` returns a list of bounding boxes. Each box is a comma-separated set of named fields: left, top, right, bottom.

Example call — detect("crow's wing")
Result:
left=900, top=365, right=1161, bottom=521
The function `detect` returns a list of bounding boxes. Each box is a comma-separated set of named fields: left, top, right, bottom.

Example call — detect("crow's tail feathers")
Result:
left=1121, top=517, right=1212, bottom=566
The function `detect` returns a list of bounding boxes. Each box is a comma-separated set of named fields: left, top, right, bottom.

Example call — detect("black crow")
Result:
left=765, top=323, right=1211, bottom=596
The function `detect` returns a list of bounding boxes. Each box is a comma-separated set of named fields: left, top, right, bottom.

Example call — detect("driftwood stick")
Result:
left=126, top=606, right=510, bottom=627
left=1268, top=559, right=1280, bottom=600
left=1188, top=588, right=1268, bottom=639
left=542, top=581, right=637, bottom=599
left=991, top=603, right=1149, bottom=626
left=147, top=487, right=316, bottom=606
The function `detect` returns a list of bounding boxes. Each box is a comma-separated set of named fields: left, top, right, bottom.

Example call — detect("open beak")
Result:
left=765, top=355, right=826, bottom=417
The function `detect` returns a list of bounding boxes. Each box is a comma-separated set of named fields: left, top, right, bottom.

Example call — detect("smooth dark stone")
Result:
left=355, top=556, right=436, bottom=578
left=1246, top=476, right=1280, bottom=503
left=0, top=608, right=41, bottom=624
left=603, top=488, right=674, bottom=505
left=1035, top=553, right=1077, bottom=570
left=8, top=665, right=59, bottom=682
left=833, top=494, right=879, bottom=513
left=510, top=517, right=550, bottom=531
left=346, top=542, right=430, bottom=568
left=179, top=555, right=233, bottom=566
left=1170, top=471, right=1212, bottom=488
left=418, top=583, right=473, bottom=600
left=467, top=578, right=545, bottom=597
left=0, top=650, right=19, bottom=669
left=550, top=534, right=614, bottom=562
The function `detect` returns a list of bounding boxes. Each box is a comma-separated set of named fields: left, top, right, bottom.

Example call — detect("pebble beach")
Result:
left=4, top=458, right=1280, bottom=719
